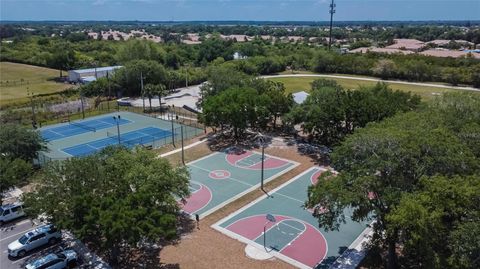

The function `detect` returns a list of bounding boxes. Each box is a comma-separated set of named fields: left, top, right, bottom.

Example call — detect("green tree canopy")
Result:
left=307, top=110, right=478, bottom=269
left=23, top=147, right=190, bottom=265
left=289, top=80, right=420, bottom=146
left=0, top=123, right=46, bottom=161
left=388, top=175, right=480, bottom=269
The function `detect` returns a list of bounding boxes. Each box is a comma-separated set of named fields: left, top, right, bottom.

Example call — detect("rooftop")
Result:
left=71, top=66, right=123, bottom=74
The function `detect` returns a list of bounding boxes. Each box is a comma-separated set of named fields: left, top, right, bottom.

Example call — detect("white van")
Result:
left=0, top=203, right=26, bottom=224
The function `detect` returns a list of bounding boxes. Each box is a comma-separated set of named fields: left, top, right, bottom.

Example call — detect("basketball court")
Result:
left=182, top=149, right=299, bottom=218
left=212, top=166, right=371, bottom=269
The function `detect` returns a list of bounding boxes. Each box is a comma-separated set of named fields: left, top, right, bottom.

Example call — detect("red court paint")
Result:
left=225, top=151, right=254, bottom=167
left=208, top=169, right=231, bottom=179
left=182, top=183, right=212, bottom=214
left=280, top=221, right=328, bottom=268
left=225, top=214, right=327, bottom=268
left=226, top=151, right=289, bottom=170
left=248, top=157, right=288, bottom=170
left=310, top=169, right=324, bottom=185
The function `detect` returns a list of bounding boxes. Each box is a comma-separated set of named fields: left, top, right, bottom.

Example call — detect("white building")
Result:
left=68, top=66, right=123, bottom=83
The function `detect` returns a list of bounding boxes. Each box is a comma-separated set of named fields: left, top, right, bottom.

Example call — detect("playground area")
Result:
left=38, top=111, right=203, bottom=162
left=212, top=166, right=371, bottom=269
left=182, top=149, right=299, bottom=218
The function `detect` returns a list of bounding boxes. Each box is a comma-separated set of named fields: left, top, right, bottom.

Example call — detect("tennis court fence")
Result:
left=35, top=125, right=204, bottom=166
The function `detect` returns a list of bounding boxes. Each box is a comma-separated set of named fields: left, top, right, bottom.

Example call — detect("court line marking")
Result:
left=212, top=167, right=330, bottom=269
left=277, top=221, right=307, bottom=253
left=274, top=191, right=305, bottom=204
left=225, top=151, right=292, bottom=171
left=189, top=164, right=253, bottom=188
left=182, top=180, right=213, bottom=215
left=183, top=152, right=299, bottom=219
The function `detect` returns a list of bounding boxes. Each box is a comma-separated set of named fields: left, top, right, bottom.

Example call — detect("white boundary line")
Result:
left=212, top=166, right=372, bottom=269
left=194, top=158, right=299, bottom=219
left=183, top=180, right=213, bottom=215
left=212, top=167, right=319, bottom=269
left=169, top=149, right=299, bottom=219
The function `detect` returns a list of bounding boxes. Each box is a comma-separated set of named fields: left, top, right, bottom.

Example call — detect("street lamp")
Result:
left=113, top=115, right=121, bottom=145
left=257, top=133, right=271, bottom=197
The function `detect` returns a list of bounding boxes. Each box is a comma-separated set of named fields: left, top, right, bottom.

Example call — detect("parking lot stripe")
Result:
left=0, top=226, right=38, bottom=242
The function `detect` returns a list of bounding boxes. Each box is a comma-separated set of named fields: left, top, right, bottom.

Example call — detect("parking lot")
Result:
left=1, top=218, right=81, bottom=269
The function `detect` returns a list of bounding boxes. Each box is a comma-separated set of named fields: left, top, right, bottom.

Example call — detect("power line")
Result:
left=328, top=0, right=336, bottom=50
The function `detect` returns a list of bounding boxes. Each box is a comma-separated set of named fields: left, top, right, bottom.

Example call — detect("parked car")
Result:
left=0, top=203, right=26, bottom=224
left=25, top=249, right=78, bottom=269
left=8, top=224, right=62, bottom=258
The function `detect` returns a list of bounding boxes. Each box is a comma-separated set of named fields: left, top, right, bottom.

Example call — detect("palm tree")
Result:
left=143, top=84, right=155, bottom=111
left=155, top=84, right=167, bottom=113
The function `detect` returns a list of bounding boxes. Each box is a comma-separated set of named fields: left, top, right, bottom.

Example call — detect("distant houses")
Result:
left=349, top=38, right=480, bottom=59
left=68, top=66, right=123, bottom=84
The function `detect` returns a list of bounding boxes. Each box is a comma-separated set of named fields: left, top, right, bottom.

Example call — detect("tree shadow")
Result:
left=113, top=213, right=195, bottom=269
left=206, top=130, right=272, bottom=153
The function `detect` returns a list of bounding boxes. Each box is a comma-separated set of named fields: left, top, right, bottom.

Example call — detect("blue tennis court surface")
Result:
left=41, top=116, right=132, bottom=141
left=62, top=127, right=173, bottom=157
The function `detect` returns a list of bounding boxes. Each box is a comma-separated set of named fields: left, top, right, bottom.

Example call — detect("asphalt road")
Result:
left=0, top=218, right=73, bottom=269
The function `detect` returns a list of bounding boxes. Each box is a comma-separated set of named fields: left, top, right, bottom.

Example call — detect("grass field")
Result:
left=269, top=74, right=470, bottom=100
left=0, top=62, right=71, bottom=106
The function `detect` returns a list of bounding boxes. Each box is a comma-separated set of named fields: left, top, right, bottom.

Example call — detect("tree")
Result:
left=113, top=60, right=168, bottom=96
left=143, top=83, right=156, bottom=111
left=388, top=175, right=480, bottom=269
left=306, top=111, right=478, bottom=269
left=0, top=124, right=45, bottom=201
left=0, top=123, right=46, bottom=161
left=372, top=59, right=397, bottom=79
left=23, top=147, right=190, bottom=265
left=288, top=80, right=420, bottom=146
left=47, top=42, right=76, bottom=78
left=0, top=158, right=31, bottom=202
left=201, top=87, right=270, bottom=138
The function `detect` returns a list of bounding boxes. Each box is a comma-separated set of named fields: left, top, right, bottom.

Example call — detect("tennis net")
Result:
left=69, top=121, right=96, bottom=132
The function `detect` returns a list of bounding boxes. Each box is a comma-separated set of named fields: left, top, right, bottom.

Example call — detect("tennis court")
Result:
left=37, top=111, right=203, bottom=163
left=213, top=167, right=371, bottom=269
left=182, top=149, right=299, bottom=218
left=62, top=127, right=172, bottom=157
left=41, top=116, right=132, bottom=141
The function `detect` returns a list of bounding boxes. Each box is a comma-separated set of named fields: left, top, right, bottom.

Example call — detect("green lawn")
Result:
left=269, top=75, right=467, bottom=100
left=0, top=62, right=72, bottom=106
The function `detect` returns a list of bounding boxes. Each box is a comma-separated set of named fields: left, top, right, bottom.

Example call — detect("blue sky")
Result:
left=1, top=0, right=479, bottom=21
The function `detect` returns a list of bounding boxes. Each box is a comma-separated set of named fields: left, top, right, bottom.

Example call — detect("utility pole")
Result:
left=140, top=71, right=145, bottom=112
left=328, top=0, right=336, bottom=50
left=28, top=90, right=37, bottom=128
left=185, top=65, right=189, bottom=88
left=107, top=71, right=110, bottom=111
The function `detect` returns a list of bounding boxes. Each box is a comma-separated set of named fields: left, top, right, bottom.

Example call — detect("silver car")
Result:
left=8, top=224, right=62, bottom=258
left=25, top=249, right=78, bottom=269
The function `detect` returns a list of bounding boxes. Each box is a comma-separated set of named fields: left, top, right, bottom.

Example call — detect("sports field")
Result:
left=268, top=75, right=466, bottom=100
left=0, top=62, right=71, bottom=105
left=182, top=149, right=299, bottom=218
left=37, top=111, right=202, bottom=162
left=213, top=166, right=371, bottom=269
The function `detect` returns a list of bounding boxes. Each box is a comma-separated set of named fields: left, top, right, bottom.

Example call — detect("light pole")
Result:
left=181, top=126, right=185, bottom=165
left=257, top=133, right=271, bottom=197
left=28, top=90, right=37, bottom=128
left=170, top=107, right=176, bottom=147
left=113, top=115, right=121, bottom=145
left=140, top=71, right=145, bottom=112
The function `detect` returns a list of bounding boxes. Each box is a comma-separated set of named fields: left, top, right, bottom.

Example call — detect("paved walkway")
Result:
left=262, top=74, right=480, bottom=92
